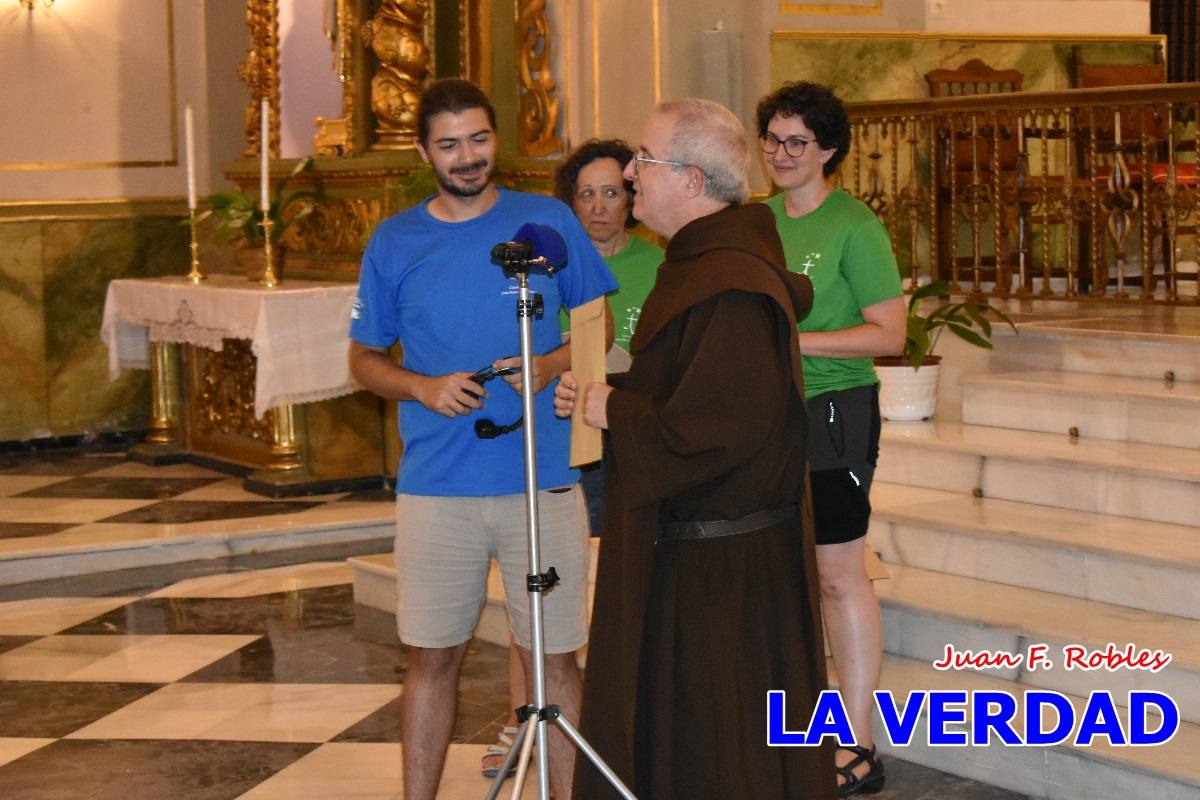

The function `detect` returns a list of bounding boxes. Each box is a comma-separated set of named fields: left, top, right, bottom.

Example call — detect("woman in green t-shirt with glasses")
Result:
left=758, top=81, right=906, bottom=798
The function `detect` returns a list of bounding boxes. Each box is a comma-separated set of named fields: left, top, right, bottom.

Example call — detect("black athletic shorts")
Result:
left=805, top=384, right=881, bottom=545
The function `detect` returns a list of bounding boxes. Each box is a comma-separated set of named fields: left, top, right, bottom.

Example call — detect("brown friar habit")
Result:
left=574, top=202, right=835, bottom=800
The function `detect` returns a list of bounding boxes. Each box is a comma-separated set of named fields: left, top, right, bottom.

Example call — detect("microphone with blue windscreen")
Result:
left=490, top=223, right=568, bottom=276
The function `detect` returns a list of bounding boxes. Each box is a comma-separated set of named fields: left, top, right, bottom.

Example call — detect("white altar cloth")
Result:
left=101, top=275, right=361, bottom=419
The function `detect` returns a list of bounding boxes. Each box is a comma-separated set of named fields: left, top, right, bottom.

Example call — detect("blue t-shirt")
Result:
left=350, top=189, right=618, bottom=496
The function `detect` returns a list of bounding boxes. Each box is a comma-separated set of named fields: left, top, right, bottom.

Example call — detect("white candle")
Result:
left=260, top=97, right=270, bottom=213
left=184, top=105, right=197, bottom=211
left=1114, top=110, right=1121, bottom=148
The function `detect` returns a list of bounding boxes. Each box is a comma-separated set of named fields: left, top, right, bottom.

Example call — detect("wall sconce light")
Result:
left=18, top=0, right=55, bottom=9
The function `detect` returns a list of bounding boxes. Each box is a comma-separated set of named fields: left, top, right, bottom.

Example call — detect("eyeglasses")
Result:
left=761, top=132, right=813, bottom=158
left=630, top=154, right=690, bottom=177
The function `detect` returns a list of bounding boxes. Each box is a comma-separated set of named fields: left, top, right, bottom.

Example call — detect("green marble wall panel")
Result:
left=0, top=222, right=50, bottom=441
left=770, top=35, right=1164, bottom=102
left=44, top=217, right=189, bottom=438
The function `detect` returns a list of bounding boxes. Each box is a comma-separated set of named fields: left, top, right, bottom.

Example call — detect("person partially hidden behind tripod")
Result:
left=348, top=78, right=616, bottom=800
left=555, top=99, right=836, bottom=800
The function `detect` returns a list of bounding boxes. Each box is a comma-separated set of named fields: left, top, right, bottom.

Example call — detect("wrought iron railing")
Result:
left=843, top=84, right=1200, bottom=303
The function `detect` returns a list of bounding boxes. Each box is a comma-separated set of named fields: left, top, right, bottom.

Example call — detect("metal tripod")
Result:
left=483, top=253, right=636, bottom=800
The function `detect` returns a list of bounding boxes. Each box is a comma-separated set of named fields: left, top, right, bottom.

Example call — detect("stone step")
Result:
left=876, top=421, right=1200, bottom=527
left=847, top=653, right=1200, bottom=800
left=989, top=316, right=1200, bottom=383
left=875, top=564, right=1200, bottom=726
left=0, top=505, right=394, bottom=586
left=961, top=369, right=1200, bottom=449
left=868, top=481, right=1200, bottom=619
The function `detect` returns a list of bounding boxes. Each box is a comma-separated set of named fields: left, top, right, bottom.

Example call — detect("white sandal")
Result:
left=481, top=725, right=520, bottom=778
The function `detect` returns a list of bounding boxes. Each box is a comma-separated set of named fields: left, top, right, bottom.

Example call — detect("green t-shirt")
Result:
left=765, top=189, right=903, bottom=399
left=560, top=235, right=663, bottom=353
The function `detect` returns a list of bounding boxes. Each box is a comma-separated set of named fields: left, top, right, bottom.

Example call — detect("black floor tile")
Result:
left=0, top=522, right=77, bottom=540
left=0, top=451, right=125, bottom=476
left=0, top=543, right=390, bottom=602
left=332, top=639, right=511, bottom=744
left=0, top=681, right=164, bottom=737
left=183, top=624, right=406, bottom=684
left=338, top=487, right=395, bottom=503
left=98, top=499, right=322, bottom=524
left=0, top=636, right=38, bottom=655
left=0, top=739, right=316, bottom=800
left=62, top=585, right=355, bottom=636
left=15, top=476, right=223, bottom=500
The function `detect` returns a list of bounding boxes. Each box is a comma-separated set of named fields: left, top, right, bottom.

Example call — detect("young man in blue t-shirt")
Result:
left=348, top=78, right=616, bottom=800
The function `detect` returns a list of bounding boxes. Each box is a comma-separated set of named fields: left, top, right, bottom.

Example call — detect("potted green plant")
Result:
left=874, top=280, right=1017, bottom=421
left=195, top=157, right=320, bottom=281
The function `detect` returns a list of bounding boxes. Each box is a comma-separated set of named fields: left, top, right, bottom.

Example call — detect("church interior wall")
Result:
left=0, top=0, right=1153, bottom=444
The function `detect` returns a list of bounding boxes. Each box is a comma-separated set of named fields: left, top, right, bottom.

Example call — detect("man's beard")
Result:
left=434, top=159, right=494, bottom=198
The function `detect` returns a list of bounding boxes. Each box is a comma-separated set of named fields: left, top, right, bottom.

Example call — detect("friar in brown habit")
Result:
left=554, top=99, right=835, bottom=800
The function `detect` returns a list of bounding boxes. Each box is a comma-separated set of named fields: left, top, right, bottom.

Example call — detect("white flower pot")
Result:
left=875, top=360, right=941, bottom=421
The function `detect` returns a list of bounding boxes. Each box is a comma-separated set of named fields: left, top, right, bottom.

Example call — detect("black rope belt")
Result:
left=657, top=504, right=798, bottom=542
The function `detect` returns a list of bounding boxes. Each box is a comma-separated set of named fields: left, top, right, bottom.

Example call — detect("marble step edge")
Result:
left=876, top=563, right=1200, bottom=675
left=872, top=493, right=1200, bottom=572
left=963, top=369, right=1200, bottom=405
left=880, top=421, right=1200, bottom=483
left=856, top=652, right=1200, bottom=795
left=0, top=518, right=394, bottom=586
left=1002, top=321, right=1200, bottom=347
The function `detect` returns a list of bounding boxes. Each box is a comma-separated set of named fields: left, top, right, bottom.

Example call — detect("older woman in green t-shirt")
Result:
left=757, top=81, right=906, bottom=798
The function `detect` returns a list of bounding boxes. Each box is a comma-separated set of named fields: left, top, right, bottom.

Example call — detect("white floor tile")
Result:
left=0, top=596, right=139, bottom=635
left=0, top=476, right=72, bottom=498
left=235, top=742, right=539, bottom=799
left=148, top=562, right=353, bottom=598
left=0, top=634, right=258, bottom=682
left=0, top=498, right=158, bottom=524
left=68, top=682, right=400, bottom=743
left=0, top=738, right=54, bottom=768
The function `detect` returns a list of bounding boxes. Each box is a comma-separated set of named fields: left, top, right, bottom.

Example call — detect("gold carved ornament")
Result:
left=315, top=0, right=357, bottom=157
left=515, top=0, right=562, bottom=157
left=238, top=0, right=281, bottom=158
left=194, top=340, right=275, bottom=444
left=363, top=0, right=432, bottom=150
left=279, top=196, right=384, bottom=255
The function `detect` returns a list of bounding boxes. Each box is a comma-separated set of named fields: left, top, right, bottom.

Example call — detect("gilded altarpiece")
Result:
left=180, top=0, right=565, bottom=489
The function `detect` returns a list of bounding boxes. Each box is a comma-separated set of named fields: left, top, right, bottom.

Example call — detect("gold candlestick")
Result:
left=186, top=209, right=205, bottom=284
left=261, top=217, right=278, bottom=288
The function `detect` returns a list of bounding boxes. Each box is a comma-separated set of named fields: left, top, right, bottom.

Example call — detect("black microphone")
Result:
left=475, top=416, right=524, bottom=439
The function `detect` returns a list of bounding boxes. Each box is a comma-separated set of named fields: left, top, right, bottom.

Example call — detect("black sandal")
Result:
left=836, top=744, right=885, bottom=797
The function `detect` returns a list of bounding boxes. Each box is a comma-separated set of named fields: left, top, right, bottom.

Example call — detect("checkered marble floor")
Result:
left=0, top=561, right=536, bottom=800
left=0, top=447, right=1031, bottom=799
left=0, top=447, right=395, bottom=586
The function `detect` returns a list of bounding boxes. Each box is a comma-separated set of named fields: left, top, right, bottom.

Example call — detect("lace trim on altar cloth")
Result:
left=254, top=382, right=363, bottom=420
left=143, top=299, right=255, bottom=352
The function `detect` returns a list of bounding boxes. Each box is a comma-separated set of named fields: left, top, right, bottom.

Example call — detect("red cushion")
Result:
left=1092, top=162, right=1198, bottom=186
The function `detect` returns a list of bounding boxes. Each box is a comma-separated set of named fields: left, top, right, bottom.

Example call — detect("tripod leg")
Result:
left=484, top=716, right=534, bottom=800
left=509, top=715, right=540, bottom=800
left=553, top=715, right=639, bottom=800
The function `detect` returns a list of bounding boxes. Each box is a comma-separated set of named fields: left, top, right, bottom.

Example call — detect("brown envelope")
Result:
left=569, top=297, right=606, bottom=467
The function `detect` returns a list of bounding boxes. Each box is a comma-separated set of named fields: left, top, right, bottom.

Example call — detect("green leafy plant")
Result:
left=193, top=157, right=320, bottom=247
left=901, top=280, right=1017, bottom=369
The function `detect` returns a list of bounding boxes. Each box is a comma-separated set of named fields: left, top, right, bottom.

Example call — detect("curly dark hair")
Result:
left=554, top=139, right=637, bottom=229
left=755, top=81, right=850, bottom=178
left=417, top=78, right=497, bottom=146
